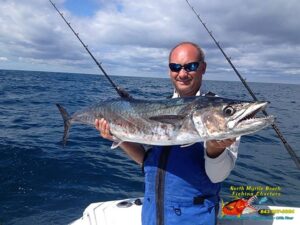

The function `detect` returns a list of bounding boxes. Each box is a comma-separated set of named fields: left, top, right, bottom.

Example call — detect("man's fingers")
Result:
left=95, top=118, right=114, bottom=141
left=99, top=118, right=105, bottom=130
left=94, top=118, right=100, bottom=129
left=207, top=138, right=236, bottom=149
left=223, top=138, right=236, bottom=146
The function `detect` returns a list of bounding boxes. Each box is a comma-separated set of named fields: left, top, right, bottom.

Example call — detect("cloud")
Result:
left=0, top=0, right=299, bottom=83
left=0, top=57, right=8, bottom=61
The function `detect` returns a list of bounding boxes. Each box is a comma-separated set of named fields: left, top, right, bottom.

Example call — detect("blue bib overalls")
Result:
left=142, top=143, right=221, bottom=225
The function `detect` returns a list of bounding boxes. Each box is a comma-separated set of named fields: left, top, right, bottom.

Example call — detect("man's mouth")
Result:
left=176, top=78, right=192, bottom=84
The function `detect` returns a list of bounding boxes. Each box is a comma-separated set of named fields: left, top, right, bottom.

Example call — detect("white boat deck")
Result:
left=70, top=198, right=299, bottom=225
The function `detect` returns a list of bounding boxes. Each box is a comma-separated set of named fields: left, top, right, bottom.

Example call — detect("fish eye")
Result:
left=223, top=106, right=235, bottom=116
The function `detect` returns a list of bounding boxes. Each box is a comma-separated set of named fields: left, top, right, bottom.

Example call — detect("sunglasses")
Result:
left=169, top=61, right=200, bottom=72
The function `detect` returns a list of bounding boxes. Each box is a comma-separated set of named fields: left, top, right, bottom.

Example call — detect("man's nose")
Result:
left=178, top=68, right=188, bottom=78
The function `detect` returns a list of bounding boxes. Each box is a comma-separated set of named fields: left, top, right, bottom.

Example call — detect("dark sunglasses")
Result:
left=169, top=61, right=200, bottom=72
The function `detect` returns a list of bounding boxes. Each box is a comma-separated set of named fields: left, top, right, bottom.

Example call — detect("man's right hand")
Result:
left=95, top=118, right=114, bottom=141
left=94, top=118, right=145, bottom=165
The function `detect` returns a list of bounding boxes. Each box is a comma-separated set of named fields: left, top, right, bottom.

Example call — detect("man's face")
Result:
left=169, top=44, right=206, bottom=97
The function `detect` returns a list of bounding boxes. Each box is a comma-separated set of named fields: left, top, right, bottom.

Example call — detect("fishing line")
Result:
left=49, top=0, right=132, bottom=99
left=185, top=0, right=300, bottom=169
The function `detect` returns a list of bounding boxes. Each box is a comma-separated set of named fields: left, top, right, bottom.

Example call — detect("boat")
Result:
left=70, top=197, right=299, bottom=225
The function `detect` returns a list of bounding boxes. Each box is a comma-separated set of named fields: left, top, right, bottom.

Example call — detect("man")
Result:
left=95, top=42, right=239, bottom=225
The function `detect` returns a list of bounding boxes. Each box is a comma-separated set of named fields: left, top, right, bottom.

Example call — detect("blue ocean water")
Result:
left=0, top=69, right=299, bottom=224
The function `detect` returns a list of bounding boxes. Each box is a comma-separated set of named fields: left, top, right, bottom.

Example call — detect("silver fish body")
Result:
left=56, top=96, right=275, bottom=147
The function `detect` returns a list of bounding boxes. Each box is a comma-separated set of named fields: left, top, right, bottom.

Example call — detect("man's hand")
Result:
left=95, top=118, right=145, bottom=165
left=206, top=138, right=236, bottom=158
left=95, top=118, right=114, bottom=141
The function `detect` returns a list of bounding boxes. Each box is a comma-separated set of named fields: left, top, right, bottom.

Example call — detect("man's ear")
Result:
left=201, top=61, right=207, bottom=74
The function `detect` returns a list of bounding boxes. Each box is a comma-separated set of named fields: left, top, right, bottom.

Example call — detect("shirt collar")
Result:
left=172, top=89, right=201, bottom=98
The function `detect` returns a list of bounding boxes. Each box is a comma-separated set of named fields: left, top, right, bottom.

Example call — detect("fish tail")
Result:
left=56, top=103, right=72, bottom=147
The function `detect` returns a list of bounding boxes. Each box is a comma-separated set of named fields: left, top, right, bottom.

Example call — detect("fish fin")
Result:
left=111, top=140, right=124, bottom=149
left=178, top=100, right=199, bottom=115
left=148, top=115, right=185, bottom=124
left=180, top=143, right=196, bottom=148
left=56, top=103, right=72, bottom=147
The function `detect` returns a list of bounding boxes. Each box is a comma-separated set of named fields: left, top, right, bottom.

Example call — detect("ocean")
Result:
left=0, top=69, right=299, bottom=224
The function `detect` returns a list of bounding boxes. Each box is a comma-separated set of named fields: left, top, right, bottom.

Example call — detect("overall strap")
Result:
left=155, top=146, right=171, bottom=225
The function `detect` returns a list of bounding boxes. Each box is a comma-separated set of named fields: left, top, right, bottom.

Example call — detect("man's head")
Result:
left=169, top=42, right=206, bottom=97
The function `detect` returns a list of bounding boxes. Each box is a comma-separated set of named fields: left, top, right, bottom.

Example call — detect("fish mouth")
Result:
left=228, top=102, right=274, bottom=129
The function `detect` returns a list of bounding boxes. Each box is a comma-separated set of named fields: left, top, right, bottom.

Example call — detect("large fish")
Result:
left=56, top=96, right=274, bottom=147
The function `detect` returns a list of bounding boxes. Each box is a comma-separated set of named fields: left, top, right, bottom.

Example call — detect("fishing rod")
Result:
left=49, top=0, right=132, bottom=99
left=185, top=0, right=300, bottom=169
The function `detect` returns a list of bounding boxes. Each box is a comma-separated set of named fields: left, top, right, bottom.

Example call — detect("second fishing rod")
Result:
left=185, top=0, right=300, bottom=169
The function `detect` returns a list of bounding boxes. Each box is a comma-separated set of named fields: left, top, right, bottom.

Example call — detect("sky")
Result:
left=0, top=0, right=300, bottom=84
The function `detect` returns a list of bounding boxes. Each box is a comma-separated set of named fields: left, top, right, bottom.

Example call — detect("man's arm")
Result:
left=204, top=138, right=240, bottom=183
left=95, top=119, right=145, bottom=165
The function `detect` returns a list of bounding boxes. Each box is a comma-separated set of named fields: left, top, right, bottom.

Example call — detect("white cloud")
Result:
left=0, top=57, right=8, bottom=61
left=0, top=0, right=299, bottom=83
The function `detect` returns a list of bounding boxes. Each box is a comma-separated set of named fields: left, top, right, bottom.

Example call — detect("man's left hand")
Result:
left=206, top=138, right=236, bottom=158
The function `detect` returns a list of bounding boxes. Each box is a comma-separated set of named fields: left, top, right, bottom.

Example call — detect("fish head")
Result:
left=192, top=98, right=275, bottom=140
